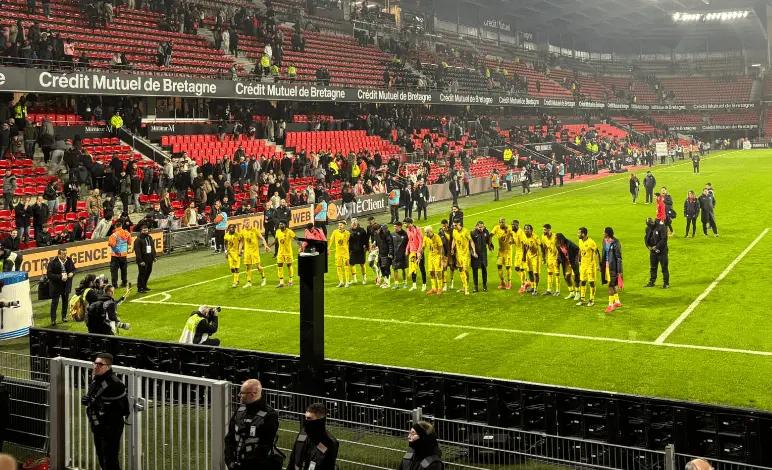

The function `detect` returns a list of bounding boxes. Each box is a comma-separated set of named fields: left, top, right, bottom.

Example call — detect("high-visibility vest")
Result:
left=110, top=114, right=123, bottom=129
left=270, top=65, right=279, bottom=76
left=14, top=104, right=26, bottom=119
left=288, top=66, right=297, bottom=77
left=503, top=148, right=513, bottom=161
left=260, top=55, right=270, bottom=68
left=179, top=315, right=205, bottom=344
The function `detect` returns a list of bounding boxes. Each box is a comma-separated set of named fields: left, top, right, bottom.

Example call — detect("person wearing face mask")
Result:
left=400, top=421, right=444, bottom=470
left=286, top=403, right=339, bottom=470
left=225, top=379, right=281, bottom=469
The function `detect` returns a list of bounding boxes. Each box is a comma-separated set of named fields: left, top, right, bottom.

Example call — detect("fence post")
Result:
left=411, top=407, right=423, bottom=424
left=48, top=357, right=66, bottom=470
left=210, top=381, right=231, bottom=470
left=664, top=444, right=676, bottom=470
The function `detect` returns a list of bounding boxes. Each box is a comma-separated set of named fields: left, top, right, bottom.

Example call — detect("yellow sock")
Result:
left=246, top=268, right=253, bottom=283
left=580, top=285, right=586, bottom=300
left=546, top=274, right=552, bottom=291
left=460, top=272, right=468, bottom=290
left=608, top=295, right=615, bottom=306
left=277, top=266, right=284, bottom=282
left=430, top=278, right=436, bottom=290
left=336, top=266, right=344, bottom=282
left=589, top=285, right=596, bottom=301
left=259, top=267, right=265, bottom=279
left=351, top=266, right=356, bottom=276
left=232, top=272, right=239, bottom=283
left=288, top=265, right=294, bottom=280
left=614, top=293, right=620, bottom=304
left=344, top=266, right=350, bottom=283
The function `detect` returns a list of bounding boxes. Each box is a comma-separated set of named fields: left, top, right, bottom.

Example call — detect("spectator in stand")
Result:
left=3, top=174, right=16, bottom=209
left=23, top=121, right=37, bottom=158
left=31, top=196, right=50, bottom=238
left=71, top=217, right=87, bottom=241
left=44, top=180, right=59, bottom=215
left=183, top=201, right=198, bottom=227
left=86, top=189, right=102, bottom=230
left=0, top=122, right=10, bottom=160
left=91, top=215, right=113, bottom=239
left=130, top=172, right=142, bottom=214
left=2, top=229, right=23, bottom=271
left=35, top=223, right=54, bottom=247
left=118, top=170, right=131, bottom=214
left=65, top=178, right=80, bottom=213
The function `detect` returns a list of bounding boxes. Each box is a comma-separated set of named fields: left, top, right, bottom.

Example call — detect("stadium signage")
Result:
left=481, top=18, right=511, bottom=32
left=20, top=230, right=165, bottom=279
left=0, top=67, right=758, bottom=111
left=327, top=193, right=387, bottom=220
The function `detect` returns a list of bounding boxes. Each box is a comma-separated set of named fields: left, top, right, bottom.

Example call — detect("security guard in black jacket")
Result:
left=82, top=353, right=130, bottom=470
left=225, top=379, right=281, bottom=469
left=286, top=403, right=339, bottom=470
left=644, top=218, right=669, bottom=288
left=399, top=421, right=444, bottom=470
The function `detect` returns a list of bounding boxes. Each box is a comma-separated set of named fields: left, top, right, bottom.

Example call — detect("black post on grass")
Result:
left=297, top=238, right=327, bottom=395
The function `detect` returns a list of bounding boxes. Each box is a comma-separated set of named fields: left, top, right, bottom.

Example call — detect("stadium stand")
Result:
left=659, top=76, right=753, bottom=104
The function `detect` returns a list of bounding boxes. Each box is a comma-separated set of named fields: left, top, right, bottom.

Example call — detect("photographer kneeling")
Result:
left=86, top=285, right=131, bottom=335
left=179, top=306, right=220, bottom=346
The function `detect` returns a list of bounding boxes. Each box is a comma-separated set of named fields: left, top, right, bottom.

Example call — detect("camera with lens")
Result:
left=202, top=306, right=221, bottom=318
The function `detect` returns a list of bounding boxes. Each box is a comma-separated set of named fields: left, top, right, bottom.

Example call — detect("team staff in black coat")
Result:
left=225, top=379, right=280, bottom=469
left=683, top=191, right=700, bottom=238
left=470, top=221, right=493, bottom=292
left=698, top=188, right=718, bottom=237
left=644, top=218, right=669, bottom=288
left=375, top=224, right=394, bottom=287
left=348, top=218, right=369, bottom=283
left=133, top=224, right=157, bottom=293
left=46, top=247, right=75, bottom=325
left=82, top=353, right=130, bottom=470
left=1, top=229, right=22, bottom=271
left=600, top=227, right=623, bottom=314
left=399, top=421, right=444, bottom=470
left=286, top=403, right=339, bottom=470
left=555, top=233, right=581, bottom=301
left=414, top=180, right=429, bottom=221
left=391, top=222, right=409, bottom=288
left=643, top=171, right=656, bottom=204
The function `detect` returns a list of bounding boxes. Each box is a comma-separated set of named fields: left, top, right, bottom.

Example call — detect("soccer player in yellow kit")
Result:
left=240, top=219, right=269, bottom=287
left=451, top=221, right=476, bottom=296
left=541, top=224, right=561, bottom=296
left=520, top=224, right=542, bottom=296
left=224, top=224, right=243, bottom=288
left=510, top=220, right=527, bottom=290
left=423, top=226, right=444, bottom=295
left=490, top=218, right=514, bottom=289
left=328, top=221, right=351, bottom=287
left=273, top=222, right=296, bottom=287
left=577, top=226, right=599, bottom=306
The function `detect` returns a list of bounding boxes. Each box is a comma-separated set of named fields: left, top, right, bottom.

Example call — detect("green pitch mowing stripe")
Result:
left=29, top=150, right=772, bottom=409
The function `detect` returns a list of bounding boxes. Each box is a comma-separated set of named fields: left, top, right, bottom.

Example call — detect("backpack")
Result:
left=68, top=288, right=90, bottom=322
left=85, top=300, right=106, bottom=332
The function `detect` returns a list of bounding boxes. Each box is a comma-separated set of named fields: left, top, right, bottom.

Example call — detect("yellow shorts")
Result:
left=456, top=254, right=470, bottom=270
left=277, top=254, right=294, bottom=265
left=227, top=256, right=241, bottom=270
left=497, top=252, right=512, bottom=268
left=408, top=253, right=419, bottom=275
left=335, top=255, right=350, bottom=267
left=426, top=256, right=441, bottom=273
left=512, top=254, right=525, bottom=270
left=525, top=256, right=540, bottom=273
left=580, top=264, right=596, bottom=282
left=546, top=257, right=558, bottom=273
left=244, top=252, right=261, bottom=266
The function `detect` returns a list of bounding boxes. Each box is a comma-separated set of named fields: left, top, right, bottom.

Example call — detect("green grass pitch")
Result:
left=24, top=149, right=772, bottom=410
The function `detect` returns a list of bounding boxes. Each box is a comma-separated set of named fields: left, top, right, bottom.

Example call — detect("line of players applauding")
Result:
left=326, top=206, right=625, bottom=314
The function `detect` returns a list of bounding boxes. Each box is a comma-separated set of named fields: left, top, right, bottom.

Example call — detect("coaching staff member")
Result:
left=133, top=224, right=157, bottom=293
left=46, top=247, right=75, bottom=325
left=225, top=379, right=281, bottom=469
left=286, top=403, right=339, bottom=470
left=600, top=227, right=623, bottom=314
left=644, top=218, right=669, bottom=289
left=82, top=353, right=129, bottom=470
left=555, top=233, right=580, bottom=301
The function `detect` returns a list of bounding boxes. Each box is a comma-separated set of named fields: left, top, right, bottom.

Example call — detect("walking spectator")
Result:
left=683, top=190, right=699, bottom=238
left=698, top=187, right=718, bottom=237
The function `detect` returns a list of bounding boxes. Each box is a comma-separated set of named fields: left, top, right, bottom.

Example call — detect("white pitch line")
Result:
left=131, top=298, right=771, bottom=357
left=454, top=332, right=469, bottom=340
left=655, top=227, right=770, bottom=344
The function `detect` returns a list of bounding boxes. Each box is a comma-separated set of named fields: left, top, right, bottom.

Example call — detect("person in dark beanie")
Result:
left=399, top=421, right=443, bottom=470
left=286, top=403, right=339, bottom=470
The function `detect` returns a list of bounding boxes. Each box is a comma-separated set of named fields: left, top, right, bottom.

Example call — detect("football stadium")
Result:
left=0, top=0, right=770, bottom=468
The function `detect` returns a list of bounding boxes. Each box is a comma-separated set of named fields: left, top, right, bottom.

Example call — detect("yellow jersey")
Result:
left=522, top=234, right=541, bottom=260
left=490, top=226, right=513, bottom=255
left=453, top=228, right=472, bottom=257
left=579, top=237, right=599, bottom=267
left=275, top=228, right=296, bottom=257
left=541, top=233, right=558, bottom=260
left=423, top=233, right=443, bottom=259
left=224, top=232, right=242, bottom=256
left=328, top=229, right=351, bottom=258
left=240, top=227, right=263, bottom=253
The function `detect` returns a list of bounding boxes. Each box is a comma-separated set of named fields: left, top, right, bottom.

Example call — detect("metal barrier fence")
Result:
left=2, top=351, right=772, bottom=470
left=165, top=225, right=214, bottom=254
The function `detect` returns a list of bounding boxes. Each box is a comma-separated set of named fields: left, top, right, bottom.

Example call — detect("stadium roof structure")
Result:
left=440, top=0, right=769, bottom=54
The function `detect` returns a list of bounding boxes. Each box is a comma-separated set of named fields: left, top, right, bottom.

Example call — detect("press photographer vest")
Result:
left=179, top=315, right=205, bottom=344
